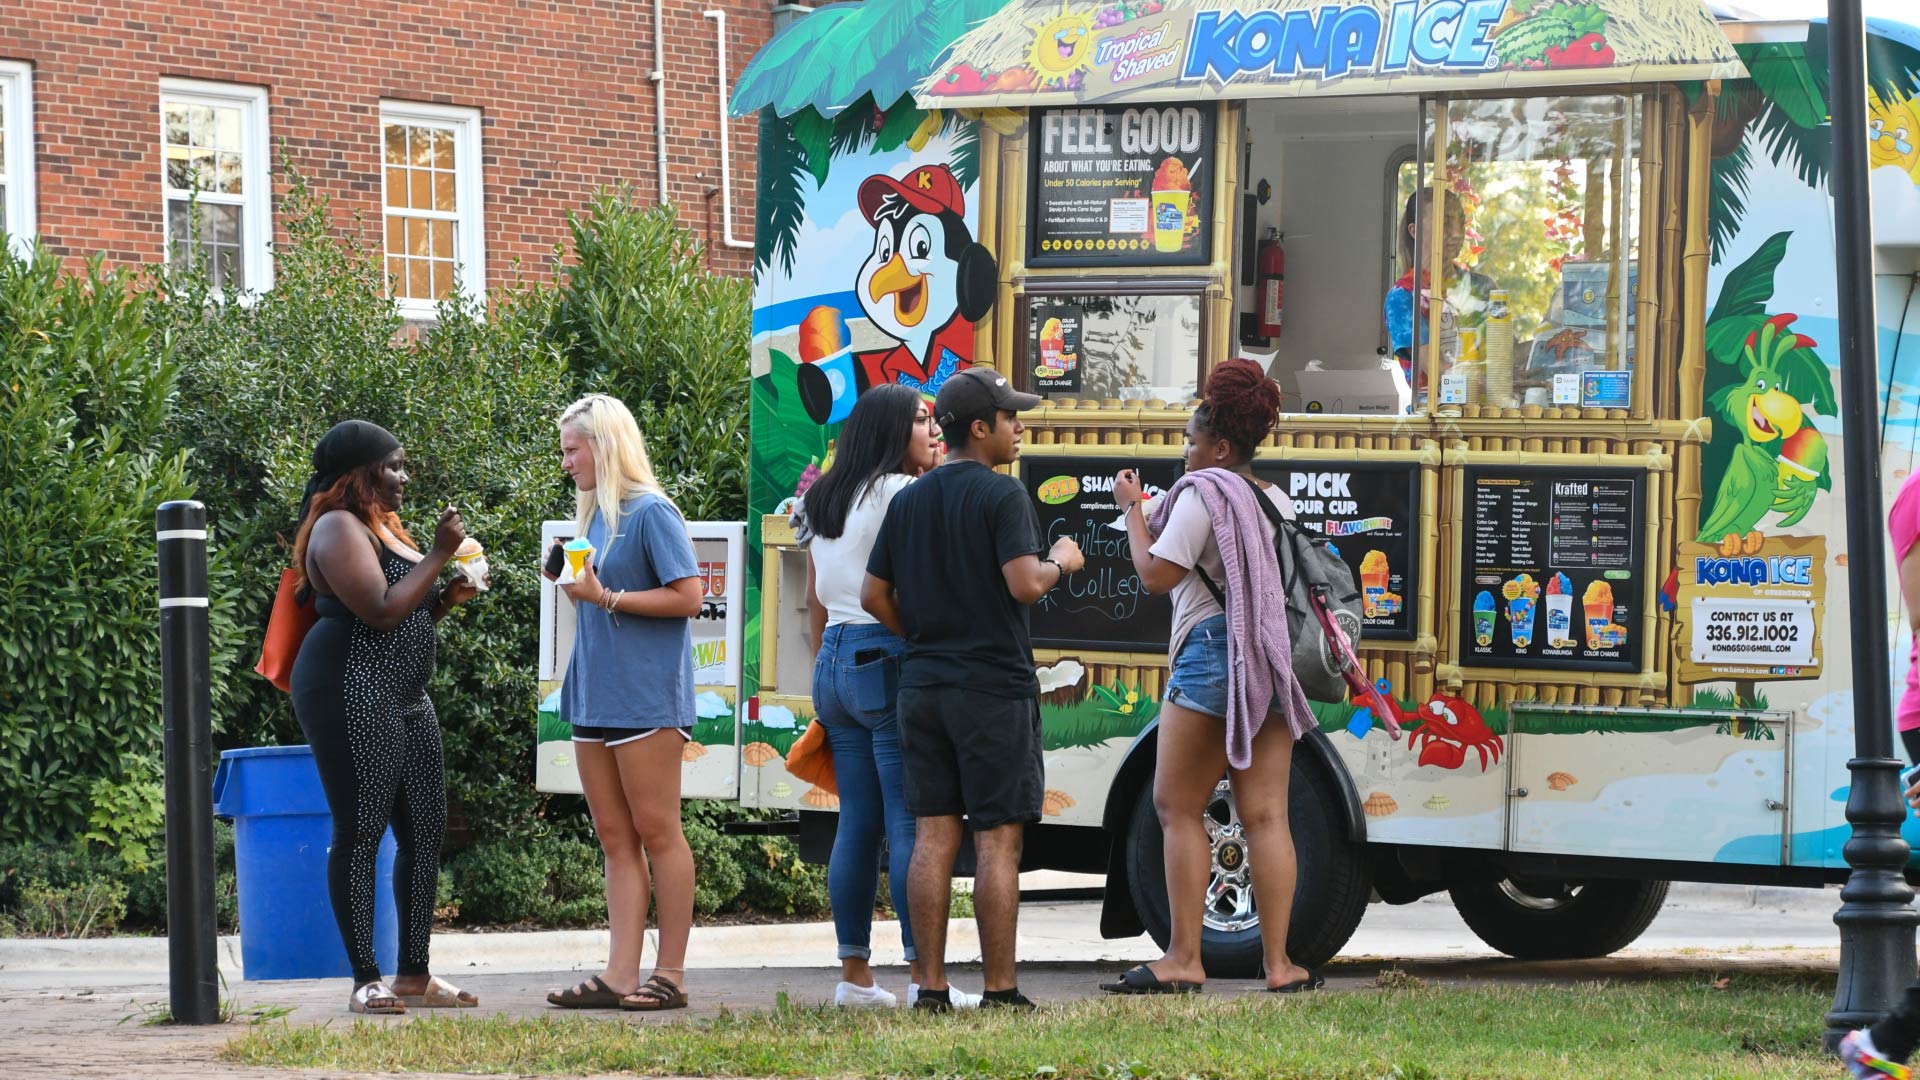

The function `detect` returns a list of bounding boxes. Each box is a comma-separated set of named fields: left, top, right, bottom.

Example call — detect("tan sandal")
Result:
left=619, top=973, right=687, bottom=1012
left=396, top=974, right=478, bottom=1009
left=349, top=981, right=406, bottom=1014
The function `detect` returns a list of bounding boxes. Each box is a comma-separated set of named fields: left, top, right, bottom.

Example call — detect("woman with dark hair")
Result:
left=797, top=383, right=966, bottom=1008
left=289, top=420, right=485, bottom=1014
left=1101, top=359, right=1321, bottom=995
left=1384, top=188, right=1495, bottom=389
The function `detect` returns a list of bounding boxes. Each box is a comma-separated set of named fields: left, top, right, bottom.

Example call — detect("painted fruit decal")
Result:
left=1492, top=1, right=1611, bottom=71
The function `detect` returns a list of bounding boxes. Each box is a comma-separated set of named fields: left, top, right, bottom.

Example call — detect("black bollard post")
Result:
left=1824, top=0, right=1920, bottom=1050
left=158, top=500, right=219, bottom=1025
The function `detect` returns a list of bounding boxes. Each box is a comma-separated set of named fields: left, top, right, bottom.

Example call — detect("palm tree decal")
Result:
left=1701, top=25, right=1920, bottom=261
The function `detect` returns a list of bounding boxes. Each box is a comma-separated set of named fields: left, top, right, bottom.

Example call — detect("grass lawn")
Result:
left=221, top=973, right=1839, bottom=1078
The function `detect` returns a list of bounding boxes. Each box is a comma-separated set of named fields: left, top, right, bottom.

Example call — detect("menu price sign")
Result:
left=1024, top=455, right=1179, bottom=650
left=1253, top=460, right=1420, bottom=640
left=1030, top=105, right=1214, bottom=269
left=1459, top=466, right=1646, bottom=672
left=1032, top=304, right=1084, bottom=395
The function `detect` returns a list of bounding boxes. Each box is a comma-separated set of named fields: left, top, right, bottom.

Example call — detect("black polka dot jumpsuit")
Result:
left=290, top=542, right=444, bottom=988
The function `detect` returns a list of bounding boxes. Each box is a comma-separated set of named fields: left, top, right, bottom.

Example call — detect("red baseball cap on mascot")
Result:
left=859, top=164, right=967, bottom=223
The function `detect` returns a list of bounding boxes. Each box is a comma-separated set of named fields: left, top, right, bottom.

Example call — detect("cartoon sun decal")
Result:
left=1868, top=89, right=1920, bottom=182
left=1027, top=4, right=1096, bottom=79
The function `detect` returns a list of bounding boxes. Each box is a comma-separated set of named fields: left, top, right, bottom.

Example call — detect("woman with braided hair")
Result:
left=1100, top=358, right=1323, bottom=995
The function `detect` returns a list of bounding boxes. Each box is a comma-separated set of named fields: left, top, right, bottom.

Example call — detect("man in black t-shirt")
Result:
left=863, top=367, right=1084, bottom=1012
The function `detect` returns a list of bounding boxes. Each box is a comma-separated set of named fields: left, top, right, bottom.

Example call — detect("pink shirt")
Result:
left=1890, top=471, right=1920, bottom=731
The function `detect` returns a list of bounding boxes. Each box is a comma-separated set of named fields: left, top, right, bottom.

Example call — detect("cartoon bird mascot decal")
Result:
left=796, top=164, right=998, bottom=425
left=1696, top=314, right=1830, bottom=546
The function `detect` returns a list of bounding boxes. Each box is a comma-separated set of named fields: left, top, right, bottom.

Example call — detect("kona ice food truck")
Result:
left=538, top=0, right=1920, bottom=975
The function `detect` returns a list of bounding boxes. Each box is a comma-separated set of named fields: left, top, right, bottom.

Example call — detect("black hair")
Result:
left=801, top=384, right=924, bottom=541
left=941, top=407, right=1001, bottom=451
left=1398, top=187, right=1463, bottom=271
left=1194, top=358, right=1282, bottom=462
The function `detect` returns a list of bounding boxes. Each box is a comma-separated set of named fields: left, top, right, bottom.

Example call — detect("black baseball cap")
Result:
left=933, top=366, right=1041, bottom=429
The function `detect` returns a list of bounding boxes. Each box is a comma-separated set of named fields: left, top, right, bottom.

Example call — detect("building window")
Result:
left=0, top=61, right=35, bottom=258
left=159, top=79, right=272, bottom=293
left=380, top=101, right=484, bottom=318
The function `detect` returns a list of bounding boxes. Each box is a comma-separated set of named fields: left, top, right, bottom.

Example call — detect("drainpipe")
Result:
left=653, top=0, right=668, bottom=206
left=704, top=9, right=753, bottom=250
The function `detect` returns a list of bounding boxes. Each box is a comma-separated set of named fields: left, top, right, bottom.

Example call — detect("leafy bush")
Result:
left=445, top=835, right=607, bottom=926
left=160, top=168, right=573, bottom=840
left=82, top=755, right=165, bottom=872
left=548, top=190, right=751, bottom=521
left=5, top=877, right=128, bottom=937
left=0, top=250, right=201, bottom=845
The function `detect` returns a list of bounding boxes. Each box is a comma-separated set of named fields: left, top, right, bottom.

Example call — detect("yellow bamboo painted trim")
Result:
left=1257, top=445, right=1436, bottom=466
left=760, top=692, right=813, bottom=716
left=1633, top=93, right=1662, bottom=421
left=1441, top=446, right=1671, bottom=473
left=1018, top=440, right=1186, bottom=460
left=997, top=130, right=1026, bottom=368
left=761, top=513, right=797, bottom=547
left=759, top=541, right=783, bottom=694
left=1424, top=96, right=1450, bottom=417
left=1437, top=663, right=1666, bottom=692
left=1678, top=83, right=1717, bottom=425
left=978, top=127, right=1002, bottom=372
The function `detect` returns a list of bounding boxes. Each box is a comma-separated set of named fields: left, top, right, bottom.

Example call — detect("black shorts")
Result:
left=897, top=687, right=1043, bottom=831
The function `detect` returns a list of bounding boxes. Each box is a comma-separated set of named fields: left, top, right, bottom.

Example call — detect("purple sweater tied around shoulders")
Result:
left=1147, top=467, right=1316, bottom=770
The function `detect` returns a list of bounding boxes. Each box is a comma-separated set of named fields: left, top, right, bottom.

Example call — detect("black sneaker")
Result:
left=912, top=988, right=952, bottom=1013
left=980, top=988, right=1036, bottom=1010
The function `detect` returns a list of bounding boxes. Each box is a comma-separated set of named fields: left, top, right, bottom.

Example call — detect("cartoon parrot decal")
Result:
left=795, top=163, right=997, bottom=425
left=1695, top=314, right=1830, bottom=545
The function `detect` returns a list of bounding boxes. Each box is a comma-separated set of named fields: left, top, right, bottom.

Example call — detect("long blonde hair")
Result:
left=559, top=394, right=666, bottom=541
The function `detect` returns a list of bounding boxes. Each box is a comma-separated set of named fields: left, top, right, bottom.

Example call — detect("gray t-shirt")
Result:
left=1149, top=481, right=1297, bottom=660
left=559, top=493, right=700, bottom=729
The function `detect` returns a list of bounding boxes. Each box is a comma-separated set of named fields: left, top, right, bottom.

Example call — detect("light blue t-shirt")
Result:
left=559, top=493, right=699, bottom=729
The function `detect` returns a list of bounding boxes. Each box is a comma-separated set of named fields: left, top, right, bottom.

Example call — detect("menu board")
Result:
left=1024, top=455, right=1180, bottom=650
left=1252, top=460, right=1420, bottom=641
left=1031, top=303, right=1084, bottom=395
left=1459, top=466, right=1646, bottom=672
left=1029, top=104, right=1215, bottom=269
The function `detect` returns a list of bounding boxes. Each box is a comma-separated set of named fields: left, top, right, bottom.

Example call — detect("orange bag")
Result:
left=783, top=718, right=837, bottom=795
left=254, top=567, right=318, bottom=693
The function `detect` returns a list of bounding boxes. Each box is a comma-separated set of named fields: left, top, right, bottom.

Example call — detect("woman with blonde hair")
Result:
left=542, top=394, right=702, bottom=1012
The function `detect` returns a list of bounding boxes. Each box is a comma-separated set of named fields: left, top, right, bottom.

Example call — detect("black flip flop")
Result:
left=1267, top=971, right=1326, bottom=994
left=1100, top=964, right=1203, bottom=995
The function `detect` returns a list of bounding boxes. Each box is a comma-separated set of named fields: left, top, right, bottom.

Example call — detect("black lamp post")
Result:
left=1823, top=0, right=1919, bottom=1050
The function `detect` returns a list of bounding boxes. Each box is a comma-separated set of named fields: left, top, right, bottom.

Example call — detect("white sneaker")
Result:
left=834, top=981, right=898, bottom=1008
left=908, top=983, right=982, bottom=1009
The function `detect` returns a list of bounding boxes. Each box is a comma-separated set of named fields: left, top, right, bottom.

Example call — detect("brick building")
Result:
left=0, top=0, right=778, bottom=312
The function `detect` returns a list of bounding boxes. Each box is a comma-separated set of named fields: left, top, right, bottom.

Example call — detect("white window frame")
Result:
left=379, top=100, right=485, bottom=320
left=158, top=78, right=273, bottom=294
left=0, top=60, right=36, bottom=259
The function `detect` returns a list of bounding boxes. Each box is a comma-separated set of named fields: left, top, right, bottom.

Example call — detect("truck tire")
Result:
left=1124, top=759, right=1372, bottom=977
left=1448, top=876, right=1669, bottom=959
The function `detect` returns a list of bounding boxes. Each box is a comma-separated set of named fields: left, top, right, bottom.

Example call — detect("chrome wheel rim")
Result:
left=1497, top=878, right=1582, bottom=911
left=1202, top=779, right=1258, bottom=933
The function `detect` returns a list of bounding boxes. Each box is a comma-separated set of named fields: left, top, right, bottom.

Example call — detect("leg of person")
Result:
left=897, top=686, right=966, bottom=1009
left=823, top=718, right=890, bottom=999
left=615, top=729, right=695, bottom=1011
left=1232, top=712, right=1316, bottom=992
left=953, top=696, right=1043, bottom=1007
left=385, top=695, right=474, bottom=1008
left=870, top=717, right=923, bottom=989
left=546, top=735, right=643, bottom=1008
left=291, top=622, right=401, bottom=1013
left=1104, top=698, right=1224, bottom=994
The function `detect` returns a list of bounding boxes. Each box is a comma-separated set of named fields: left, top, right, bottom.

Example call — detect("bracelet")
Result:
left=1040, top=556, right=1063, bottom=579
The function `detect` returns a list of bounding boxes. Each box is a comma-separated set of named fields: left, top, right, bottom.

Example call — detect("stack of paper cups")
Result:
left=1484, top=289, right=1513, bottom=408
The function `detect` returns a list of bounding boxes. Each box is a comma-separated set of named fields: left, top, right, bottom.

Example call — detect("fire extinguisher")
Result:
left=1256, top=228, right=1285, bottom=339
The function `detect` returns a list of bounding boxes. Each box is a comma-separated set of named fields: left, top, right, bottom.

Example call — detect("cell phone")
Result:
left=853, top=648, right=890, bottom=665
left=544, top=541, right=567, bottom=580
left=1903, top=762, right=1920, bottom=791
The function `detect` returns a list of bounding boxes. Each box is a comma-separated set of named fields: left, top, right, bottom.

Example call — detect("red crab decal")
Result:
left=1408, top=694, right=1504, bottom=772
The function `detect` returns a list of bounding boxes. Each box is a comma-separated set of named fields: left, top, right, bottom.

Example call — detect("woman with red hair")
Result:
left=290, top=420, right=485, bottom=1014
left=1102, top=359, right=1322, bottom=995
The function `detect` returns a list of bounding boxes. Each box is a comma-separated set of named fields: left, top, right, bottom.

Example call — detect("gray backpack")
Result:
left=1192, top=474, right=1365, bottom=703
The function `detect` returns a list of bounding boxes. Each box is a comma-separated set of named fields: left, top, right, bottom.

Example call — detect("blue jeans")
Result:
left=1166, top=613, right=1284, bottom=720
left=812, top=622, right=915, bottom=962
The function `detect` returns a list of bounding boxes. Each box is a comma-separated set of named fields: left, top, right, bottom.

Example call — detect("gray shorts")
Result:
left=896, top=687, right=1043, bottom=831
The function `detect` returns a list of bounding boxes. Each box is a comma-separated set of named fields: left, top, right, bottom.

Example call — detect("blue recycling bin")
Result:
left=212, top=745, right=398, bottom=981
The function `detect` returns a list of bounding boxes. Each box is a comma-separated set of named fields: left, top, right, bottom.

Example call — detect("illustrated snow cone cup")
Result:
left=1151, top=157, right=1193, bottom=254
left=1583, top=579, right=1615, bottom=649
left=561, top=538, right=594, bottom=585
left=1472, top=590, right=1497, bottom=647
left=454, top=537, right=489, bottom=591
left=1545, top=572, right=1574, bottom=647
left=1776, top=427, right=1827, bottom=486
left=1503, top=573, right=1540, bottom=648
left=1360, top=549, right=1390, bottom=617
left=1038, top=317, right=1066, bottom=375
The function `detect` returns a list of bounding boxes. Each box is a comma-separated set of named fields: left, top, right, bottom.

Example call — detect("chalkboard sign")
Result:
left=1458, top=465, right=1646, bottom=672
left=1029, top=105, right=1215, bottom=269
left=1252, top=460, right=1420, bottom=641
left=1024, top=455, right=1181, bottom=651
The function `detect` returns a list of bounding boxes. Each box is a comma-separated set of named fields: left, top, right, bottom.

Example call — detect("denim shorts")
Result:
left=1165, top=613, right=1283, bottom=720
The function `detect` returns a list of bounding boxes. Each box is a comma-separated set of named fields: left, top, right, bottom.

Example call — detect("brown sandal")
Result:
left=547, top=976, right=625, bottom=1009
left=619, top=973, right=687, bottom=1012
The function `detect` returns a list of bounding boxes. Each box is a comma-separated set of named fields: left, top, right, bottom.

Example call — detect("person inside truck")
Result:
left=860, top=366, right=1085, bottom=1011
left=1104, top=359, right=1322, bottom=995
left=1384, top=187, right=1495, bottom=392
left=795, top=384, right=978, bottom=1008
